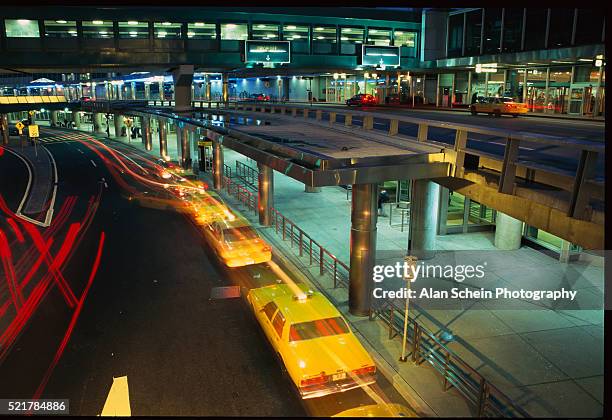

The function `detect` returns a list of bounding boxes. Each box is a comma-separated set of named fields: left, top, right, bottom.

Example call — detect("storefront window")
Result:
left=220, top=23, right=247, bottom=40
left=340, top=27, right=363, bottom=55
left=482, top=8, right=502, bottom=54
left=454, top=72, right=469, bottom=105
left=470, top=71, right=486, bottom=98
left=283, top=24, right=309, bottom=53
left=312, top=26, right=337, bottom=54
left=367, top=28, right=391, bottom=46
left=447, top=13, right=464, bottom=58
left=547, top=67, right=571, bottom=114
left=5, top=19, right=40, bottom=38
left=395, top=31, right=417, bottom=57
left=548, top=9, right=574, bottom=48
left=487, top=71, right=505, bottom=97
left=154, top=22, right=181, bottom=39
left=187, top=22, right=216, bottom=39
left=83, top=20, right=113, bottom=39
left=44, top=20, right=77, bottom=38
left=575, top=8, right=604, bottom=45
left=525, top=68, right=547, bottom=112
left=118, top=21, right=149, bottom=39
left=524, top=9, right=547, bottom=51
left=464, top=10, right=482, bottom=56
left=252, top=23, right=279, bottom=40
left=502, top=8, right=524, bottom=53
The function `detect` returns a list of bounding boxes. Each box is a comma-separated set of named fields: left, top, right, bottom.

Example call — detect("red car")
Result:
left=346, top=94, right=377, bottom=106
left=248, top=93, right=270, bottom=101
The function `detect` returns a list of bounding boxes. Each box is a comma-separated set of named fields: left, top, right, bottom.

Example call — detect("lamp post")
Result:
left=400, top=255, right=417, bottom=362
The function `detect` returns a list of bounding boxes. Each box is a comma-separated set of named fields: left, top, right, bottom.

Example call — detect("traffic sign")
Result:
left=28, top=124, right=39, bottom=138
left=29, top=110, right=35, bottom=116
left=15, top=121, right=24, bottom=135
left=245, top=40, right=291, bottom=64
left=198, top=140, right=212, bottom=147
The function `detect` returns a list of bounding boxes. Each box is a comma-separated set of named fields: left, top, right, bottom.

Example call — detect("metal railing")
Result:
left=235, top=160, right=258, bottom=190
left=268, top=207, right=349, bottom=289
left=370, top=299, right=530, bottom=418
left=223, top=163, right=232, bottom=179
left=220, top=174, right=349, bottom=290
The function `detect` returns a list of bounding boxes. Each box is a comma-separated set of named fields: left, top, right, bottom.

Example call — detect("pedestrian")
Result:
left=471, top=92, right=478, bottom=104
left=378, top=189, right=390, bottom=217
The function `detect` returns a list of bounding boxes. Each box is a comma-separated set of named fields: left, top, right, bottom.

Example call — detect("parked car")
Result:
left=246, top=93, right=270, bottom=101
left=247, top=283, right=377, bottom=399
left=470, top=97, right=528, bottom=117
left=346, top=94, right=377, bottom=106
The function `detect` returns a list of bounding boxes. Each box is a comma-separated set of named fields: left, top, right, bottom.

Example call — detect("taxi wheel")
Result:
left=470, top=108, right=477, bottom=115
left=494, top=111, right=501, bottom=118
left=512, top=114, right=519, bottom=118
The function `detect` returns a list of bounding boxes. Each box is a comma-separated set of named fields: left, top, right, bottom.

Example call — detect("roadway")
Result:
left=0, top=128, right=413, bottom=416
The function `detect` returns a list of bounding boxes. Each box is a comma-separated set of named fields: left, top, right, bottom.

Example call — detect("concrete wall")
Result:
left=421, top=9, right=448, bottom=62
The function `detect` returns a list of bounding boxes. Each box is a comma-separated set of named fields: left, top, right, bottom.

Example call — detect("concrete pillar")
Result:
left=72, top=111, right=81, bottom=129
left=145, top=83, right=150, bottom=100
left=349, top=183, right=378, bottom=317
left=305, top=185, right=322, bottom=193
left=409, top=180, right=440, bottom=260
left=51, top=110, right=59, bottom=127
left=494, top=212, right=523, bottom=250
left=1, top=114, right=9, bottom=145
left=93, top=113, right=103, bottom=133
left=158, top=119, right=168, bottom=159
left=180, top=126, right=191, bottom=169
left=159, top=80, right=164, bottom=101
left=114, top=113, right=123, bottom=137
left=142, top=116, right=152, bottom=151
left=212, top=141, right=223, bottom=190
left=222, top=73, right=229, bottom=103
left=131, top=82, right=136, bottom=100
left=172, top=64, right=194, bottom=112
left=559, top=240, right=571, bottom=263
left=257, top=163, right=274, bottom=226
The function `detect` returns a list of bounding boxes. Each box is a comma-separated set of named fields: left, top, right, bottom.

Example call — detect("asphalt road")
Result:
left=0, top=128, right=412, bottom=416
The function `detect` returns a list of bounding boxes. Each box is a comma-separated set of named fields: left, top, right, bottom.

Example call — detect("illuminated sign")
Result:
left=245, top=40, right=291, bottom=64
left=362, top=45, right=400, bottom=67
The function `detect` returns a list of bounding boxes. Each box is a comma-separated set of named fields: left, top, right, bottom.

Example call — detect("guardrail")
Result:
left=235, top=161, right=258, bottom=190
left=221, top=174, right=349, bottom=289
left=370, top=299, right=530, bottom=418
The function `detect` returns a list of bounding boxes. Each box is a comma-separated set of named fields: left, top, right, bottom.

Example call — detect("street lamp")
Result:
left=399, top=255, right=417, bottom=362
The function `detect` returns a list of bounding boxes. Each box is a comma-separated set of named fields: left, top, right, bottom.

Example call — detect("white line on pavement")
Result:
left=90, top=159, right=97, bottom=168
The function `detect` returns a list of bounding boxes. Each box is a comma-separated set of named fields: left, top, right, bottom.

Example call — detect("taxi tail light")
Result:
left=352, top=365, right=376, bottom=376
left=300, top=373, right=328, bottom=387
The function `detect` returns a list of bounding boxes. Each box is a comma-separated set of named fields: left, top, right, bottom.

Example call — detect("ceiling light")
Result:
left=286, top=25, right=296, bottom=30
left=315, top=27, right=324, bottom=31
left=195, top=22, right=204, bottom=27
left=56, top=20, right=67, bottom=24
left=128, top=21, right=138, bottom=25
left=92, top=20, right=104, bottom=25
left=162, top=22, right=171, bottom=26
left=257, top=24, right=266, bottom=28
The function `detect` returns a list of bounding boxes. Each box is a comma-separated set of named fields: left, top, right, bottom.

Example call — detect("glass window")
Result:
left=482, top=8, right=502, bottom=54
left=262, top=301, right=277, bottom=322
left=271, top=310, right=285, bottom=337
left=524, top=9, right=548, bottom=50
left=5, top=19, right=40, bottom=38
left=502, top=8, right=524, bottom=53
left=283, top=24, right=309, bottom=53
left=464, top=10, right=482, bottom=56
left=288, top=317, right=350, bottom=342
left=220, top=23, right=247, bottom=40
left=548, top=9, right=574, bottom=48
left=251, top=23, right=278, bottom=40
left=82, top=20, right=113, bottom=39
left=340, top=27, right=363, bottom=44
left=574, top=8, right=604, bottom=45
left=312, top=26, right=337, bottom=54
left=394, top=30, right=416, bottom=47
left=154, top=22, right=181, bottom=39
left=447, top=13, right=464, bottom=57
left=340, top=27, right=363, bottom=55
left=187, top=22, right=216, bottom=39
left=367, top=28, right=391, bottom=45
left=44, top=20, right=77, bottom=38
left=118, top=21, right=149, bottom=39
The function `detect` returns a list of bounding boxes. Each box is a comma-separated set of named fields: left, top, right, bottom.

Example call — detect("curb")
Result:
left=257, top=227, right=438, bottom=417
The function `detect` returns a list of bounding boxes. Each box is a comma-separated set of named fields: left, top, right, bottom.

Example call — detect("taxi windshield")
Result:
left=223, top=226, right=259, bottom=242
left=289, top=317, right=350, bottom=342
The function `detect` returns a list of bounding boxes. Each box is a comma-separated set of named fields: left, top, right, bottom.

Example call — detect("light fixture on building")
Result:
left=56, top=20, right=67, bottom=24
left=340, top=73, right=347, bottom=79
left=128, top=21, right=139, bottom=25
left=364, top=72, right=370, bottom=78
left=92, top=20, right=104, bottom=25
left=286, top=25, right=296, bottom=30
left=333, top=73, right=339, bottom=79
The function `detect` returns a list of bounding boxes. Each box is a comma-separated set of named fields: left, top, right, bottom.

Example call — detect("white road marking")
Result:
left=42, top=146, right=58, bottom=227
left=90, top=159, right=97, bottom=168
left=100, top=376, right=131, bottom=417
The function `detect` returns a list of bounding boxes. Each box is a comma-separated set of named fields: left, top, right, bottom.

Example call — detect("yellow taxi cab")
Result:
left=191, top=191, right=236, bottom=226
left=129, top=189, right=193, bottom=214
left=470, top=97, right=529, bottom=117
left=203, top=217, right=272, bottom=267
left=333, top=403, right=416, bottom=417
left=247, top=283, right=377, bottom=399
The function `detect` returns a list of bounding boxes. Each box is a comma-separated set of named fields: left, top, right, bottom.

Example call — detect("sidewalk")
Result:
left=218, top=147, right=604, bottom=418
left=60, top=123, right=604, bottom=417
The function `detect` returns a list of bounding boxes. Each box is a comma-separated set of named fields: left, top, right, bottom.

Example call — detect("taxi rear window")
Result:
left=288, top=317, right=350, bottom=341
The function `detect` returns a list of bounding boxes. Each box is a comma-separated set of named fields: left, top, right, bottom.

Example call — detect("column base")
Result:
left=304, top=185, right=322, bottom=193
